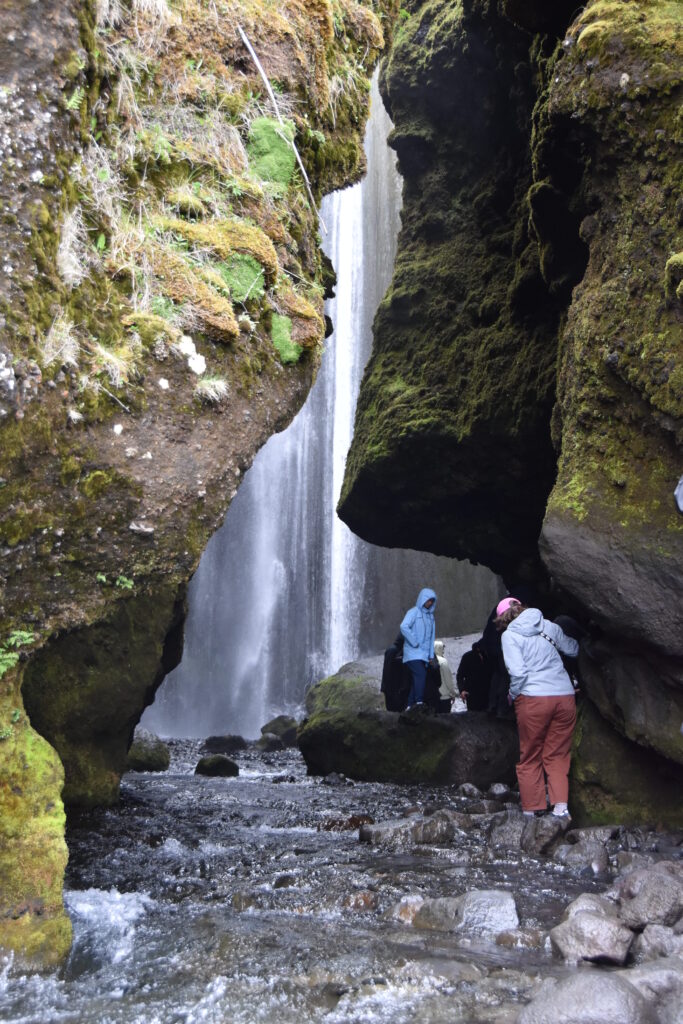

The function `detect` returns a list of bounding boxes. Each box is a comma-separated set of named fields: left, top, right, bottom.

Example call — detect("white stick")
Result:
left=237, top=24, right=327, bottom=234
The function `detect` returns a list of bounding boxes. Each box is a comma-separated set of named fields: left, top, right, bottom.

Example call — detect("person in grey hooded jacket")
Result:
left=498, top=604, right=579, bottom=819
left=400, top=587, right=437, bottom=708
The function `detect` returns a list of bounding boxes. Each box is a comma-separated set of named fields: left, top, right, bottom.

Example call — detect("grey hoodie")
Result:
left=501, top=608, right=579, bottom=700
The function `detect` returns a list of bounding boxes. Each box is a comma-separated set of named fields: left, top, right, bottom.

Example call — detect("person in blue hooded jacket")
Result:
left=400, top=587, right=437, bottom=708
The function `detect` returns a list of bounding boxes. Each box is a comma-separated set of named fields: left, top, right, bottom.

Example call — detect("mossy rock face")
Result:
left=570, top=698, right=683, bottom=830
left=0, top=664, right=72, bottom=967
left=298, top=661, right=519, bottom=788
left=22, top=585, right=186, bottom=807
left=0, top=0, right=391, bottom=967
left=537, top=0, right=683, bottom=658
left=338, top=0, right=682, bottom=830
left=339, top=0, right=564, bottom=578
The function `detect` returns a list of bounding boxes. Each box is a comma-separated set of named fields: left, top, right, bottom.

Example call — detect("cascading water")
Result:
left=143, top=76, right=501, bottom=740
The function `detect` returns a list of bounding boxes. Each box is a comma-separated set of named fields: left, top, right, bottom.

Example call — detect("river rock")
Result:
left=195, top=755, right=239, bottom=777
left=359, top=818, right=415, bottom=845
left=201, top=735, right=248, bottom=755
left=516, top=973, right=658, bottom=1024
left=566, top=825, right=620, bottom=845
left=488, top=809, right=526, bottom=850
left=552, top=840, right=610, bottom=875
left=260, top=715, right=298, bottom=747
left=413, top=890, right=519, bottom=936
left=562, top=894, right=619, bottom=920
left=255, top=733, right=284, bottom=752
left=550, top=910, right=634, bottom=964
left=126, top=729, right=170, bottom=772
left=385, top=895, right=426, bottom=924
left=617, top=866, right=683, bottom=930
left=632, top=924, right=683, bottom=963
left=618, top=955, right=683, bottom=1024
left=298, top=663, right=519, bottom=788
left=521, top=814, right=568, bottom=856
left=487, top=782, right=515, bottom=801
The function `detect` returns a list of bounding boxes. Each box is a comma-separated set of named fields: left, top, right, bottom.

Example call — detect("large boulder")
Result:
left=516, top=973, right=658, bottom=1024
left=260, top=715, right=298, bottom=748
left=298, top=660, right=519, bottom=787
left=126, top=729, right=170, bottom=773
left=549, top=911, right=634, bottom=965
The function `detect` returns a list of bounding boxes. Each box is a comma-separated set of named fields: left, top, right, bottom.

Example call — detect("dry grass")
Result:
left=57, top=207, right=92, bottom=288
left=42, top=314, right=80, bottom=369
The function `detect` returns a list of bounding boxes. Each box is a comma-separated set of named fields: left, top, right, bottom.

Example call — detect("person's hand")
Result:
left=460, top=690, right=469, bottom=701
left=507, top=693, right=514, bottom=706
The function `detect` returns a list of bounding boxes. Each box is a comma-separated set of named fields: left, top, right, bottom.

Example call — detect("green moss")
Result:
left=664, top=251, right=683, bottom=301
left=218, top=254, right=265, bottom=303
left=0, top=664, right=71, bottom=965
left=271, top=313, right=302, bottom=364
left=247, top=117, right=297, bottom=186
left=80, top=469, right=115, bottom=500
left=571, top=699, right=683, bottom=828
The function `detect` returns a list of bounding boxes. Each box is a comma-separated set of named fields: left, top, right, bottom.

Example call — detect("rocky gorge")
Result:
left=0, top=0, right=681, bottom=998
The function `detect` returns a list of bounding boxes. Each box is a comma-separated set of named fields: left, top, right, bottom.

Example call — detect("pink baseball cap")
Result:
left=496, top=597, right=521, bottom=616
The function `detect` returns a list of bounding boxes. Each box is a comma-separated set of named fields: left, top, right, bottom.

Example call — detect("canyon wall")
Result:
left=339, top=0, right=683, bottom=822
left=0, top=0, right=393, bottom=963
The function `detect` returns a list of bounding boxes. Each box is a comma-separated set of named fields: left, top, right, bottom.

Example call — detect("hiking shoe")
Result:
left=552, top=809, right=572, bottom=822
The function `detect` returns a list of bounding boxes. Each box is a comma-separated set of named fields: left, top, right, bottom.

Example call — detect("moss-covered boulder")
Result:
left=195, top=754, right=239, bottom=777
left=0, top=664, right=71, bottom=966
left=570, top=699, right=683, bottom=830
left=260, top=714, right=298, bottom=747
left=298, top=660, right=519, bottom=787
left=126, top=728, right=171, bottom=773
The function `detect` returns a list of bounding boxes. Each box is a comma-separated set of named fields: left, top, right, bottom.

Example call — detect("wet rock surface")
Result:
left=2, top=744, right=681, bottom=1023
left=126, top=729, right=170, bottom=773
left=298, top=655, right=519, bottom=788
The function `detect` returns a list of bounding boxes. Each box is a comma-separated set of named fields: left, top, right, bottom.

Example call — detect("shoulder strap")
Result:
left=539, top=630, right=558, bottom=650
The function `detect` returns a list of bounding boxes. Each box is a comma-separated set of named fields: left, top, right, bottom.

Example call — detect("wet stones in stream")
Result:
left=54, top=743, right=683, bottom=1024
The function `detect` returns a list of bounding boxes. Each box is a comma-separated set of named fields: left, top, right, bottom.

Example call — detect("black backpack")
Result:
left=381, top=634, right=410, bottom=712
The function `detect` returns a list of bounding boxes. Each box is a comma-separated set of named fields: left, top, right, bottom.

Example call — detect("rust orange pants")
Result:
left=514, top=694, right=577, bottom=811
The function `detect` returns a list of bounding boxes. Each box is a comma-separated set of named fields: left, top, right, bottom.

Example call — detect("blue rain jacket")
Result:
left=501, top=608, right=579, bottom=700
left=400, top=588, right=437, bottom=663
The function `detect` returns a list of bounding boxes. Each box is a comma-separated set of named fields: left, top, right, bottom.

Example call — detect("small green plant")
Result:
left=115, top=575, right=134, bottom=590
left=0, top=727, right=12, bottom=742
left=11, top=709, right=21, bottom=724
left=5, top=630, right=36, bottom=648
left=66, top=86, right=85, bottom=111
left=0, top=630, right=35, bottom=680
left=96, top=572, right=107, bottom=584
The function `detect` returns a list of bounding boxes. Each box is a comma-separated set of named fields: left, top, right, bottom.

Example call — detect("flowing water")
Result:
left=143, top=76, right=502, bottom=741
left=1, top=739, right=621, bottom=1024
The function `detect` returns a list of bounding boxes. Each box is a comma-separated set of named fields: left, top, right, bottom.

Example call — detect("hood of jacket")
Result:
left=416, top=587, right=437, bottom=613
left=434, top=639, right=444, bottom=656
left=507, top=607, right=543, bottom=637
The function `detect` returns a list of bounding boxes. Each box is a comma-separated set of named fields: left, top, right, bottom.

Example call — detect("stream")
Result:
left=3, top=736, right=667, bottom=1024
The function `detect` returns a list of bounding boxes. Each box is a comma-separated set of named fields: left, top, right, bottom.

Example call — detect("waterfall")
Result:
left=143, top=75, right=501, bottom=740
